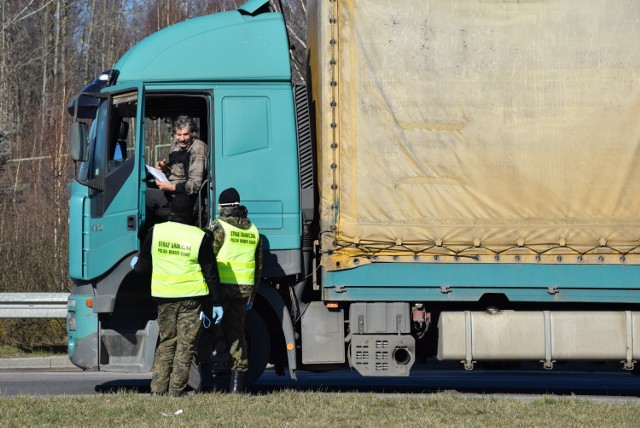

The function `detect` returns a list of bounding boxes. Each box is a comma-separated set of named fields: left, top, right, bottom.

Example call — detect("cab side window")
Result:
left=89, top=91, right=137, bottom=180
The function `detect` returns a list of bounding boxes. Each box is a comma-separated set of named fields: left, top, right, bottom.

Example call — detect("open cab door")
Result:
left=68, top=82, right=145, bottom=281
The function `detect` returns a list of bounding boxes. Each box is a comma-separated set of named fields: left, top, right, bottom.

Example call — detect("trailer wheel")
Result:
left=188, top=309, right=270, bottom=390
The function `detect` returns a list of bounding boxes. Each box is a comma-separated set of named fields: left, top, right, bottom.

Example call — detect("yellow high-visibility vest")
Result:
left=216, top=220, right=259, bottom=286
left=151, top=222, right=209, bottom=298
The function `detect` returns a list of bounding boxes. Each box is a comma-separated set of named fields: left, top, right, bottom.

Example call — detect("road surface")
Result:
left=0, top=360, right=638, bottom=401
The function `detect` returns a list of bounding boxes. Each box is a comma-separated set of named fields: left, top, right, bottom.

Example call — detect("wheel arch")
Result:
left=256, top=282, right=297, bottom=380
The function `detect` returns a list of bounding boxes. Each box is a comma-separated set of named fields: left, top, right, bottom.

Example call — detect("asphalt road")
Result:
left=0, top=357, right=639, bottom=401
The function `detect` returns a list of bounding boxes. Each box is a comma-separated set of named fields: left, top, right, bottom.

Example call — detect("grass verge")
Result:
left=0, top=344, right=66, bottom=358
left=1, top=391, right=639, bottom=427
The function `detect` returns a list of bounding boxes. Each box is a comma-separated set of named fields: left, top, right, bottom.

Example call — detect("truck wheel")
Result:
left=187, top=327, right=215, bottom=392
left=243, top=309, right=271, bottom=386
left=187, top=309, right=271, bottom=390
left=187, top=358, right=206, bottom=391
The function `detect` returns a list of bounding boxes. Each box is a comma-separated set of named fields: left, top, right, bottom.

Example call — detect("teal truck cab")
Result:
left=67, top=0, right=305, bottom=384
left=67, top=0, right=640, bottom=386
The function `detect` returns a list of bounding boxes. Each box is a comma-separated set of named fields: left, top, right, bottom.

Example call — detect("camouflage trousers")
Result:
left=151, top=298, right=202, bottom=395
left=220, top=297, right=249, bottom=372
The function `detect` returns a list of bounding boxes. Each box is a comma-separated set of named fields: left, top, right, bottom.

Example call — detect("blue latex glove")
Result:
left=130, top=255, right=138, bottom=269
left=246, top=295, right=254, bottom=311
left=212, top=306, right=224, bottom=325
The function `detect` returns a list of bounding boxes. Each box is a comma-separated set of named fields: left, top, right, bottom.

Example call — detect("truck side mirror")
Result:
left=69, top=122, right=88, bottom=162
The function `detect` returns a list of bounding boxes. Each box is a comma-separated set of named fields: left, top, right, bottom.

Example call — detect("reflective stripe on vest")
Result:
left=151, top=222, right=209, bottom=298
left=216, top=220, right=259, bottom=286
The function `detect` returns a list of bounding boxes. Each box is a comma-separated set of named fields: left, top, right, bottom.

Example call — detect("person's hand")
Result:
left=156, top=159, right=167, bottom=171
left=156, top=180, right=176, bottom=192
left=129, top=255, right=138, bottom=269
left=246, top=295, right=254, bottom=311
left=212, top=306, right=224, bottom=325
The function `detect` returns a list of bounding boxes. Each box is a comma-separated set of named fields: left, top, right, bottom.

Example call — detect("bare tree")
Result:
left=276, top=0, right=307, bottom=84
left=0, top=0, right=81, bottom=292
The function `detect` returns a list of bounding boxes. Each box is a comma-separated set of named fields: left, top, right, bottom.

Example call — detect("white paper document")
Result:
left=146, top=165, right=169, bottom=182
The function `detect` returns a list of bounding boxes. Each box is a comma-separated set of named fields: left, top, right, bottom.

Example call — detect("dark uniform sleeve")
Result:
left=134, top=228, right=154, bottom=275
left=198, top=232, right=222, bottom=306
left=254, top=234, right=264, bottom=291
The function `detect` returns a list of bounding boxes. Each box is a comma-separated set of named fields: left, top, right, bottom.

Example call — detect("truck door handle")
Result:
left=127, top=215, right=136, bottom=231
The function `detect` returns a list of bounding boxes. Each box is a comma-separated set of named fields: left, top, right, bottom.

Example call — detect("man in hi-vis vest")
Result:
left=134, top=193, right=221, bottom=397
left=205, top=187, right=263, bottom=393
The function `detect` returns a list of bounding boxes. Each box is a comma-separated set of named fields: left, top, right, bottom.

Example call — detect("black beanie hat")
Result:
left=219, top=187, right=240, bottom=206
left=170, top=194, right=193, bottom=217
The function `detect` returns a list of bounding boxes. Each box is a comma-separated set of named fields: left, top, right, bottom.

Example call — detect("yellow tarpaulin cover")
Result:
left=308, top=0, right=640, bottom=268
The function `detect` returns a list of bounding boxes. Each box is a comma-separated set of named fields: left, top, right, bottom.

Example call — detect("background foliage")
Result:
left=0, top=0, right=307, bottom=294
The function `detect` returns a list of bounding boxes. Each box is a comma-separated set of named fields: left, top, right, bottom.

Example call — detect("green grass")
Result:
left=0, top=319, right=67, bottom=354
left=0, top=344, right=66, bottom=358
left=0, top=344, right=22, bottom=357
left=0, top=391, right=639, bottom=427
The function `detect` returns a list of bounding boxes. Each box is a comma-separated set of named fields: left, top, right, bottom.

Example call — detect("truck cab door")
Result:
left=212, top=86, right=301, bottom=254
left=69, top=84, right=145, bottom=280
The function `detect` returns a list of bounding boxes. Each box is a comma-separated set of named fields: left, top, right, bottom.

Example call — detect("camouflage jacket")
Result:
left=205, top=205, right=263, bottom=299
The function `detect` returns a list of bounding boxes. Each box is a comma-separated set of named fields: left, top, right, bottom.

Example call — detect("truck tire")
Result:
left=243, top=309, right=271, bottom=386
left=187, top=309, right=271, bottom=390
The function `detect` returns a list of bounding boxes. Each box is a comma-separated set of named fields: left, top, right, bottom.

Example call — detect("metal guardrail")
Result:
left=0, top=293, right=69, bottom=318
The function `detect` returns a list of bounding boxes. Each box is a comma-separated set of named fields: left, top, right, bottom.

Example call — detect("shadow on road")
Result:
left=95, top=362, right=640, bottom=398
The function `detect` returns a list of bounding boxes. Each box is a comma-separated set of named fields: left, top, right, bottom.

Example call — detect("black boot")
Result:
left=229, top=370, right=245, bottom=394
left=198, top=363, right=214, bottom=392
left=214, top=371, right=230, bottom=392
